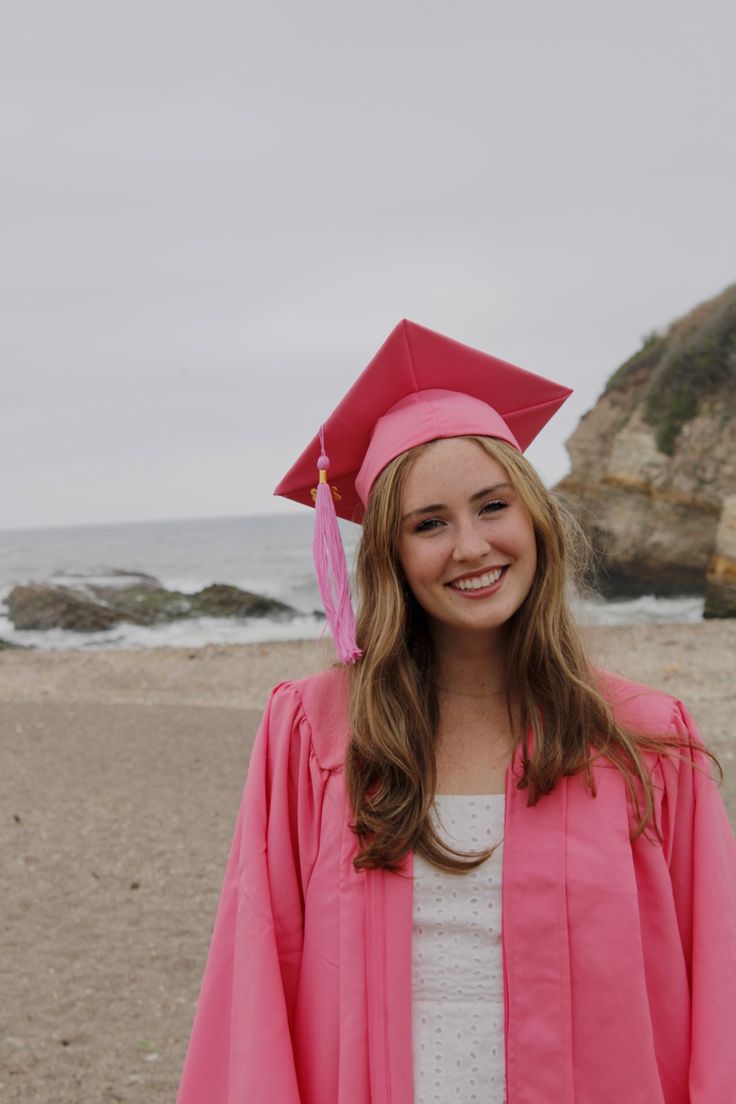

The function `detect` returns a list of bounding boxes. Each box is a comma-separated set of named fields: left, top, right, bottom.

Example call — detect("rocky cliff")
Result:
left=555, top=284, right=736, bottom=615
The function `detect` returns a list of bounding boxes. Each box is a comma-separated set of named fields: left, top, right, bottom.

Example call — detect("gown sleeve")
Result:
left=661, top=700, right=736, bottom=1101
left=177, top=681, right=326, bottom=1104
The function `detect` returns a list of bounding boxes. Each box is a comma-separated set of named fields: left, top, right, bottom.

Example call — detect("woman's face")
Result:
left=397, top=438, right=537, bottom=646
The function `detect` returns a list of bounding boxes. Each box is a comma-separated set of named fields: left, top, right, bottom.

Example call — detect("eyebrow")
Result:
left=401, top=482, right=513, bottom=522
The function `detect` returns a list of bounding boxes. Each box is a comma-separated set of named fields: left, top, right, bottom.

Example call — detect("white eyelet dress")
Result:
left=412, top=794, right=506, bottom=1104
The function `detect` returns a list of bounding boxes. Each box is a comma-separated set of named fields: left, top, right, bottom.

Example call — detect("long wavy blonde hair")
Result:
left=346, top=435, right=717, bottom=872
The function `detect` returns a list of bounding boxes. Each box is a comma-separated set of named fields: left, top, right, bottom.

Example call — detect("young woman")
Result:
left=177, top=320, right=736, bottom=1104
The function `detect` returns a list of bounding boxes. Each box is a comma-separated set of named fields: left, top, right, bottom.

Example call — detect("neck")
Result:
left=430, top=627, right=508, bottom=698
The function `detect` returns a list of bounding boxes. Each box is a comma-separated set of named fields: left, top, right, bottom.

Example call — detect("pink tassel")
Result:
left=312, top=427, right=362, bottom=664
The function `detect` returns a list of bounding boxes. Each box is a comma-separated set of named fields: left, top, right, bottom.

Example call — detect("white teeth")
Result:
left=450, top=568, right=503, bottom=591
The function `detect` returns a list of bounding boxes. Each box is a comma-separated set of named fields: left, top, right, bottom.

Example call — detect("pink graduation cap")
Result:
left=275, top=319, right=572, bottom=664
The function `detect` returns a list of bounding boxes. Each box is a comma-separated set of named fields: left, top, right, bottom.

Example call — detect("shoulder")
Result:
left=594, top=667, right=686, bottom=737
left=268, top=666, right=350, bottom=772
left=593, top=671, right=721, bottom=830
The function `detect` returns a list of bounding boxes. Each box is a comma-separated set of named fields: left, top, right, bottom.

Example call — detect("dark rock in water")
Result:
left=4, top=579, right=300, bottom=632
left=704, top=497, right=736, bottom=618
left=0, top=637, right=27, bottom=649
left=86, top=583, right=192, bottom=625
left=704, top=580, right=736, bottom=618
left=188, top=583, right=296, bottom=620
left=588, top=563, right=705, bottom=599
left=6, top=584, right=135, bottom=632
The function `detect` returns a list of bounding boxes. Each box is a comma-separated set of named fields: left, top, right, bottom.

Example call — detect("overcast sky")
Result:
left=2, top=0, right=734, bottom=530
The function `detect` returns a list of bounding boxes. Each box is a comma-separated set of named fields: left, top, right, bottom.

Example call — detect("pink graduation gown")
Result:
left=176, top=667, right=736, bottom=1103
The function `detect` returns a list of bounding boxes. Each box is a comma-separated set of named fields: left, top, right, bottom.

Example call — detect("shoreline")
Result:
left=0, top=622, right=733, bottom=737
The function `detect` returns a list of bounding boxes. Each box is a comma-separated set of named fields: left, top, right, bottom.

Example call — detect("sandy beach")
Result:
left=1, top=623, right=735, bottom=1104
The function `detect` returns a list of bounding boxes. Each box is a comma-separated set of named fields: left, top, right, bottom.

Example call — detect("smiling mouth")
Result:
left=447, top=567, right=506, bottom=592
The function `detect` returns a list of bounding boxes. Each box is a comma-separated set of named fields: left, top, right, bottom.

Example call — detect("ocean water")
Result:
left=0, top=514, right=704, bottom=651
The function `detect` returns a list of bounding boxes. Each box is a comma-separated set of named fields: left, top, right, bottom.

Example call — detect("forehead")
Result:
left=401, top=438, right=510, bottom=505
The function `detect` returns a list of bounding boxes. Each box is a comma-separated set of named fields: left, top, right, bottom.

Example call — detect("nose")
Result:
left=451, top=517, right=492, bottom=563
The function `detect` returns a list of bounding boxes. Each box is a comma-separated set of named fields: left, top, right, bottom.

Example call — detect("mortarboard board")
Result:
left=275, top=319, right=572, bottom=524
left=274, top=318, right=572, bottom=663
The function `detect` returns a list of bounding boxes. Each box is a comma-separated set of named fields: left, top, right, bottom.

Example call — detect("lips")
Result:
left=446, top=566, right=507, bottom=591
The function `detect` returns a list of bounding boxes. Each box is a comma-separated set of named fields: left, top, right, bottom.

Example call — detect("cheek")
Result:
left=398, top=540, right=440, bottom=591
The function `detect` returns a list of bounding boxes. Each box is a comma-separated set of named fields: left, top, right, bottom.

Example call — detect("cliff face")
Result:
left=555, top=284, right=736, bottom=612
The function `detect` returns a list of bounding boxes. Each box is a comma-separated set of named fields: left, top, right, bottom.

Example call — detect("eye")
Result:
left=480, top=499, right=508, bottom=515
left=414, top=517, right=444, bottom=533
